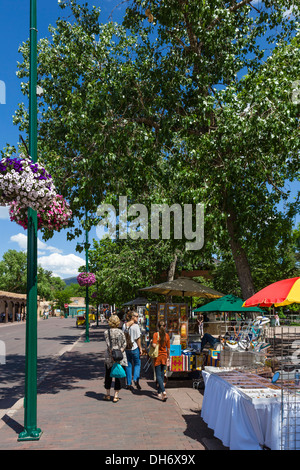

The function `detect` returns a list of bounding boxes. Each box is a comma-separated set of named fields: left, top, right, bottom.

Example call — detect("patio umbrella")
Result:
left=139, top=277, right=224, bottom=298
left=193, top=294, right=264, bottom=313
left=243, top=277, right=300, bottom=307
left=123, top=297, right=149, bottom=306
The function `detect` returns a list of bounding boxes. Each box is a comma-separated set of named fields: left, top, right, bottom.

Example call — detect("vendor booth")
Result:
left=145, top=301, right=210, bottom=376
left=199, top=278, right=300, bottom=450
left=201, top=367, right=300, bottom=450
left=140, top=278, right=224, bottom=377
left=148, top=302, right=191, bottom=373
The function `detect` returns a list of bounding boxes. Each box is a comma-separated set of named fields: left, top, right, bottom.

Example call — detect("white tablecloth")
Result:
left=201, top=371, right=282, bottom=450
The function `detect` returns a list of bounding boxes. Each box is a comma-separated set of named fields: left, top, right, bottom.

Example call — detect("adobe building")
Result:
left=0, top=290, right=41, bottom=323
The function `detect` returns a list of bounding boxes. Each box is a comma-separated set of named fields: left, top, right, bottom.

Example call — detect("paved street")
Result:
left=0, top=318, right=227, bottom=451
left=0, top=317, right=84, bottom=415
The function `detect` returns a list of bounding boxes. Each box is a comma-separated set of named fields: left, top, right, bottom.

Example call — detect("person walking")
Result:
left=122, top=311, right=143, bottom=390
left=104, top=314, right=128, bottom=403
left=151, top=321, right=170, bottom=401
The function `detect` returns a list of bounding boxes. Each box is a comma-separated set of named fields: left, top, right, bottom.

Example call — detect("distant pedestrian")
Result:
left=104, top=315, right=127, bottom=403
left=122, top=311, right=143, bottom=390
left=150, top=321, right=170, bottom=401
left=196, top=313, right=204, bottom=336
left=275, top=313, right=280, bottom=326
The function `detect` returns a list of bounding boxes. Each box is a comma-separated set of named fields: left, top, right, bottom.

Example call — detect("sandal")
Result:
left=162, top=392, right=167, bottom=402
left=104, top=395, right=111, bottom=401
left=113, top=396, right=120, bottom=403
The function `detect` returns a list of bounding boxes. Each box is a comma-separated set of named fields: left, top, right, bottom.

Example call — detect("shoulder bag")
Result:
left=148, top=333, right=159, bottom=358
left=108, top=329, right=123, bottom=362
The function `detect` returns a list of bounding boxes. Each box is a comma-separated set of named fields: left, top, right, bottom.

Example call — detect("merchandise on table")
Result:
left=170, top=344, right=182, bottom=356
left=212, top=369, right=281, bottom=391
left=169, top=355, right=191, bottom=372
left=193, top=353, right=206, bottom=370
left=206, top=348, right=220, bottom=367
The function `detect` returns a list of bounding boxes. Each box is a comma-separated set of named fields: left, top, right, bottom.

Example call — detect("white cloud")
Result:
left=10, top=233, right=28, bottom=251
left=10, top=233, right=63, bottom=255
left=38, top=253, right=85, bottom=278
left=9, top=232, right=84, bottom=278
left=37, top=237, right=63, bottom=254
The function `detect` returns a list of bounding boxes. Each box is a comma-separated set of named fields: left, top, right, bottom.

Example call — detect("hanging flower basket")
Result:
left=77, top=272, right=96, bottom=287
left=0, top=154, right=56, bottom=210
left=9, top=194, right=72, bottom=233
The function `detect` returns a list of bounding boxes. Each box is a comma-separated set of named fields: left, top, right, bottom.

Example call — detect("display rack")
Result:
left=148, top=302, right=191, bottom=375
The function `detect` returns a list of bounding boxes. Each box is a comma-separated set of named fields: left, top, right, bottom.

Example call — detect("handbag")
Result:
left=148, top=333, right=159, bottom=358
left=110, top=362, right=126, bottom=379
left=111, top=349, right=123, bottom=362
left=108, top=329, right=123, bottom=362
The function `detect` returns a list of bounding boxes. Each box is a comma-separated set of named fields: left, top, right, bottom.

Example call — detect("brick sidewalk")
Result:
left=0, top=324, right=226, bottom=451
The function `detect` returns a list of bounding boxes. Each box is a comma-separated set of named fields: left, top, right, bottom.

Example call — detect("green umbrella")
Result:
left=193, top=294, right=264, bottom=313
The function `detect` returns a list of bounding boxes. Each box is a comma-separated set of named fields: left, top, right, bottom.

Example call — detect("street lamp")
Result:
left=78, top=210, right=91, bottom=342
left=18, top=0, right=42, bottom=441
left=85, top=214, right=90, bottom=343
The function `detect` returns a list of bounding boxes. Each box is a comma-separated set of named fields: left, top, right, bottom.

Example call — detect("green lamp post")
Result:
left=85, top=219, right=90, bottom=343
left=18, top=0, right=42, bottom=441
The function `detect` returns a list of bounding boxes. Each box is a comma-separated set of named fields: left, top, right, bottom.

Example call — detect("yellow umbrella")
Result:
left=140, top=277, right=224, bottom=298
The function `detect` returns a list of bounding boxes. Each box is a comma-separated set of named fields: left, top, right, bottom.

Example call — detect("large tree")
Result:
left=120, top=0, right=300, bottom=298
left=88, top=237, right=184, bottom=306
left=9, top=0, right=300, bottom=299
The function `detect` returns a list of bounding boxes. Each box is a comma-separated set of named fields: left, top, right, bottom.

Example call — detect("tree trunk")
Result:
left=167, top=253, right=178, bottom=281
left=165, top=252, right=178, bottom=303
left=226, top=209, right=256, bottom=300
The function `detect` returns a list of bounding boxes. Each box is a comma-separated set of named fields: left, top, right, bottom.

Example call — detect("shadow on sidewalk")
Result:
left=38, top=349, right=105, bottom=395
left=182, top=410, right=229, bottom=450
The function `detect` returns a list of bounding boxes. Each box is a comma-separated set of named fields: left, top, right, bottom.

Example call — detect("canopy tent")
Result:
left=194, top=294, right=264, bottom=313
left=123, top=297, right=149, bottom=306
left=140, top=277, right=224, bottom=298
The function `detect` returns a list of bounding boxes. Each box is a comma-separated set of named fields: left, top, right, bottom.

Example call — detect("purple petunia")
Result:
left=77, top=272, right=96, bottom=287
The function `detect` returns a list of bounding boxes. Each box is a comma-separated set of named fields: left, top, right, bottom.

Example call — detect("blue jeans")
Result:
left=200, top=333, right=220, bottom=351
left=155, top=364, right=166, bottom=394
left=125, top=348, right=141, bottom=385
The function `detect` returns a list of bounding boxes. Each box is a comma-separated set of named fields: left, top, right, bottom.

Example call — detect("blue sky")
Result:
left=0, top=1, right=299, bottom=279
left=0, top=0, right=126, bottom=278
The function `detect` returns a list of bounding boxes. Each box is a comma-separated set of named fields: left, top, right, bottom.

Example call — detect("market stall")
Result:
left=201, top=368, right=300, bottom=450
left=146, top=302, right=191, bottom=373
left=199, top=278, right=300, bottom=450
left=140, top=277, right=224, bottom=376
